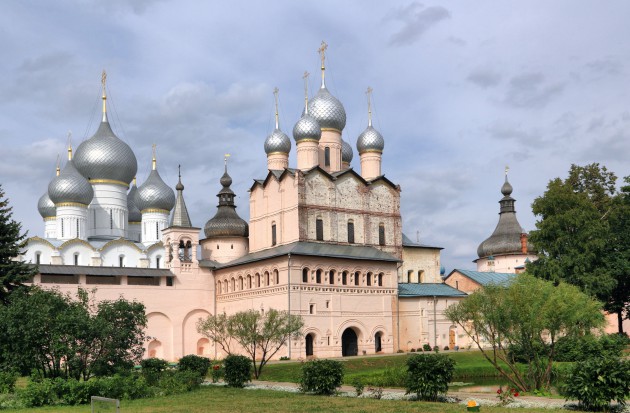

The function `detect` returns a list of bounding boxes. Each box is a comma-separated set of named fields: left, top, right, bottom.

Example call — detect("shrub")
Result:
left=351, top=378, right=364, bottom=396
left=563, top=356, right=630, bottom=411
left=298, top=359, right=344, bottom=395
left=444, top=346, right=450, bottom=351
left=396, top=349, right=404, bottom=353
left=554, top=334, right=627, bottom=363
left=178, top=354, right=211, bottom=378
left=405, top=354, right=455, bottom=402
left=18, top=378, right=58, bottom=407
left=223, top=355, right=251, bottom=388
left=422, top=344, right=431, bottom=352
left=508, top=341, right=550, bottom=363
left=157, top=370, right=202, bottom=395
left=140, top=358, right=169, bottom=385
left=0, top=371, right=17, bottom=393
left=279, top=356, right=290, bottom=361
left=433, top=346, right=440, bottom=353
left=410, top=348, right=416, bottom=352
left=97, top=374, right=154, bottom=400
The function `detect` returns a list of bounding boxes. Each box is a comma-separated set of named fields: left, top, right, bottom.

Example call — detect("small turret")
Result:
left=264, top=88, right=291, bottom=170
left=357, top=87, right=384, bottom=180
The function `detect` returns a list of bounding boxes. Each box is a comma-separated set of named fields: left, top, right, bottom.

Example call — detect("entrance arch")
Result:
left=341, top=328, right=358, bottom=356
left=305, top=333, right=314, bottom=356
left=374, top=332, right=382, bottom=353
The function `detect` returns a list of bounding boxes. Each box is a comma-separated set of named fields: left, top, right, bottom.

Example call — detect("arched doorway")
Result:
left=449, top=326, right=457, bottom=349
left=305, top=334, right=314, bottom=356
left=374, top=332, right=382, bottom=353
left=341, top=328, right=358, bottom=356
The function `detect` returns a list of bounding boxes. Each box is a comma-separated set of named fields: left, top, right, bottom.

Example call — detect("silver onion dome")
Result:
left=357, top=125, right=385, bottom=153
left=37, top=192, right=56, bottom=218
left=127, top=182, right=142, bottom=222
left=204, top=167, right=248, bottom=238
left=136, top=169, right=175, bottom=212
left=73, top=121, right=138, bottom=185
left=341, top=139, right=353, bottom=164
left=306, top=86, right=346, bottom=132
left=293, top=113, right=321, bottom=143
left=48, top=160, right=94, bottom=206
left=264, top=128, right=291, bottom=154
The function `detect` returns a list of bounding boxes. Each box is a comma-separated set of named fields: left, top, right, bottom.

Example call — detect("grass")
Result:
left=260, top=351, right=511, bottom=387
left=8, top=385, right=570, bottom=413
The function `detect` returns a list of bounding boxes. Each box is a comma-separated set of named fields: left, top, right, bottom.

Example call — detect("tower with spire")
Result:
left=357, top=87, right=385, bottom=180
left=264, top=88, right=291, bottom=170
left=293, top=71, right=322, bottom=171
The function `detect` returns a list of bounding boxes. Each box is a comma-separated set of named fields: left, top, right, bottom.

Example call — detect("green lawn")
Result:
left=8, top=385, right=569, bottom=413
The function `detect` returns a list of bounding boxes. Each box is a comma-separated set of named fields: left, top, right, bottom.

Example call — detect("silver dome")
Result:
left=306, top=86, right=346, bottom=132
left=37, top=192, right=56, bottom=218
left=74, top=121, right=138, bottom=185
left=127, top=183, right=142, bottom=222
left=293, top=113, right=321, bottom=143
left=264, top=128, right=291, bottom=154
left=136, top=169, right=175, bottom=212
left=357, top=126, right=385, bottom=153
left=48, top=160, right=94, bottom=206
left=341, top=139, right=353, bottom=163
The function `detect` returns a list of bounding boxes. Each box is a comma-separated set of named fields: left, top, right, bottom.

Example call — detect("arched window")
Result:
left=185, top=240, right=192, bottom=261
left=274, top=269, right=279, bottom=284
left=407, top=270, right=413, bottom=283
left=316, top=218, right=323, bottom=241
left=119, top=255, right=124, bottom=268
left=223, top=280, right=228, bottom=293
left=378, top=223, right=385, bottom=246
left=329, top=269, right=335, bottom=285
left=302, top=268, right=309, bottom=283
left=256, top=273, right=260, bottom=288
left=271, top=223, right=277, bottom=246
left=179, top=240, right=185, bottom=260
left=366, top=272, right=372, bottom=286
left=156, top=256, right=161, bottom=268
left=316, top=269, right=322, bottom=284
left=216, top=281, right=221, bottom=294
left=324, top=147, right=330, bottom=167
left=35, top=252, right=41, bottom=265
left=347, top=220, right=355, bottom=243
left=238, top=277, right=243, bottom=291
left=354, top=271, right=360, bottom=286
left=265, top=271, right=270, bottom=286
left=378, top=272, right=384, bottom=287
left=74, top=253, right=79, bottom=266
left=247, top=274, right=252, bottom=289
left=418, top=270, right=425, bottom=283
left=230, top=278, right=235, bottom=292
left=342, top=271, right=348, bottom=285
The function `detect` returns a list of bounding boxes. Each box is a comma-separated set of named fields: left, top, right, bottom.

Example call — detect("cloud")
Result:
left=388, top=2, right=451, bottom=46
left=585, top=57, right=623, bottom=77
left=485, top=122, right=544, bottom=146
left=467, top=68, right=502, bottom=89
left=504, top=72, right=564, bottom=108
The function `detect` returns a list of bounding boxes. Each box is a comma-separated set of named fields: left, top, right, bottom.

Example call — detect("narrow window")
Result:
left=247, top=275, right=252, bottom=289
left=316, top=269, right=322, bottom=284
left=354, top=271, right=360, bottom=286
left=156, top=256, right=161, bottom=269
left=239, top=277, right=243, bottom=290
left=302, top=268, right=309, bottom=283
left=256, top=274, right=260, bottom=288
left=378, top=223, right=385, bottom=246
left=418, top=270, right=424, bottom=283
left=76, top=219, right=80, bottom=238
left=342, top=271, right=347, bottom=285
left=61, top=218, right=64, bottom=237
left=35, top=252, right=41, bottom=265
left=119, top=256, right=124, bottom=267
left=231, top=278, right=235, bottom=291
left=74, top=254, right=79, bottom=266
left=271, top=224, right=277, bottom=246
left=316, top=218, right=323, bottom=241
left=93, top=209, right=96, bottom=228
left=329, top=270, right=335, bottom=285
left=407, top=270, right=413, bottom=283
left=110, top=210, right=113, bottom=229
left=324, top=147, right=330, bottom=167
left=265, top=272, right=270, bottom=286
left=347, top=220, right=354, bottom=243
left=366, top=272, right=372, bottom=286
left=166, top=276, right=174, bottom=287
left=378, top=273, right=383, bottom=287
left=155, top=222, right=159, bottom=239
left=274, top=270, right=279, bottom=284
left=455, top=280, right=459, bottom=290
left=326, top=301, right=330, bottom=308
left=309, top=304, right=315, bottom=314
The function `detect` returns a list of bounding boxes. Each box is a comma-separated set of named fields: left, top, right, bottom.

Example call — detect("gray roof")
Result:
left=136, top=168, right=176, bottom=212
left=445, top=269, right=515, bottom=286
left=398, top=283, right=467, bottom=297
left=357, top=125, right=385, bottom=153
left=306, top=85, right=346, bottom=132
left=202, top=241, right=399, bottom=270
left=35, top=264, right=172, bottom=277
left=48, top=160, right=94, bottom=206
left=170, top=176, right=193, bottom=228
left=402, top=233, right=443, bottom=249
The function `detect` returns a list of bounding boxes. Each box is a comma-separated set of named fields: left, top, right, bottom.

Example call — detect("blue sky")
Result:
left=1, top=1, right=629, bottom=271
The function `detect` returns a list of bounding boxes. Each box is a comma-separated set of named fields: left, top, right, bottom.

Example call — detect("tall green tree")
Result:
left=527, top=163, right=630, bottom=333
left=445, top=274, right=604, bottom=391
left=0, top=184, right=37, bottom=304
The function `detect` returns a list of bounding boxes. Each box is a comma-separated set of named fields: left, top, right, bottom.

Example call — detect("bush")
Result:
left=178, top=354, right=211, bottom=378
left=554, top=334, right=627, bottom=363
left=18, top=378, right=58, bottom=407
left=0, top=371, right=17, bottom=393
left=405, top=354, right=455, bottom=402
left=157, top=370, right=203, bottom=395
left=396, top=349, right=404, bottom=353
left=298, top=359, right=344, bottom=395
left=96, top=374, right=154, bottom=400
left=422, top=344, right=431, bottom=352
left=563, top=356, right=630, bottom=411
left=140, top=358, right=169, bottom=385
left=444, top=346, right=450, bottom=351
left=223, top=355, right=251, bottom=388
left=351, top=378, right=364, bottom=396
left=410, top=348, right=416, bottom=352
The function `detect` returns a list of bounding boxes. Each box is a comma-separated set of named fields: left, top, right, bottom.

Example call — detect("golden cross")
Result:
left=152, top=144, right=157, bottom=170
left=366, top=87, right=373, bottom=125
left=505, top=165, right=510, bottom=176
left=101, top=70, right=107, bottom=89
left=224, top=153, right=231, bottom=167
left=318, top=41, right=328, bottom=68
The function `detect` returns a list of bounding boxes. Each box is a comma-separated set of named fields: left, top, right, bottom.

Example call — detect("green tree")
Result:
left=528, top=164, right=630, bottom=333
left=198, top=309, right=303, bottom=379
left=0, top=286, right=146, bottom=379
left=0, top=184, right=37, bottom=304
left=445, top=274, right=604, bottom=391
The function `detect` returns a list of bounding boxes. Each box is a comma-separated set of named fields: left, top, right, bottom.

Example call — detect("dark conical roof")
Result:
left=204, top=164, right=248, bottom=238
left=477, top=174, right=531, bottom=258
left=170, top=170, right=192, bottom=228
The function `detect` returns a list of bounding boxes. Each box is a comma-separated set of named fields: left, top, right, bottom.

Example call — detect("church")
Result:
left=22, top=44, right=542, bottom=360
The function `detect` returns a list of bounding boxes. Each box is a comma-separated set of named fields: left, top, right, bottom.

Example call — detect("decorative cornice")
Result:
left=296, top=139, right=320, bottom=144
left=59, top=238, right=95, bottom=250
left=55, top=202, right=89, bottom=208
left=266, top=152, right=290, bottom=156
left=89, top=179, right=129, bottom=189
left=359, top=149, right=383, bottom=154
left=128, top=221, right=141, bottom=225
left=320, top=127, right=341, bottom=133
left=99, top=237, right=143, bottom=253
left=43, top=216, right=56, bottom=221
left=141, top=208, right=170, bottom=215
left=28, top=236, right=56, bottom=249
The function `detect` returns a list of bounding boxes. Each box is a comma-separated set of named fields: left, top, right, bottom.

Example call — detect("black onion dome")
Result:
left=48, top=160, right=94, bottom=206
left=204, top=167, right=248, bottom=238
left=74, top=120, right=138, bottom=185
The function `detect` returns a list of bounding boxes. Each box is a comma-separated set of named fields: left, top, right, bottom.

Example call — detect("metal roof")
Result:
left=398, top=283, right=467, bottom=297
left=35, top=264, right=173, bottom=277
left=202, top=241, right=399, bottom=270
left=401, top=233, right=443, bottom=249
left=445, top=269, right=515, bottom=286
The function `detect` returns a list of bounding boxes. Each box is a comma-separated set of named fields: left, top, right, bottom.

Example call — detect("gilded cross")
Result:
left=318, top=41, right=328, bottom=68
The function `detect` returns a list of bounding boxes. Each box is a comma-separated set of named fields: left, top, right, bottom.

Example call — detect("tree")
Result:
left=527, top=164, right=630, bottom=333
left=445, top=274, right=604, bottom=391
left=197, top=309, right=304, bottom=379
left=0, top=286, right=147, bottom=379
left=0, top=184, right=37, bottom=304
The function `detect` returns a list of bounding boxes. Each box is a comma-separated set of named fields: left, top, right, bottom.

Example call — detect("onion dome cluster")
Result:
left=73, top=120, right=138, bottom=185
left=37, top=192, right=56, bottom=218
left=356, top=125, right=385, bottom=154
left=48, top=160, right=94, bottom=206
left=204, top=167, right=249, bottom=238
left=136, top=169, right=175, bottom=212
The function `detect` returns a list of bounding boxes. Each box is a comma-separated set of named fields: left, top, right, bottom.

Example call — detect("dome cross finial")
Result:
left=366, top=87, right=373, bottom=127
left=56, top=154, right=60, bottom=176
left=152, top=143, right=157, bottom=170
left=66, top=130, right=73, bottom=160
left=273, top=87, right=280, bottom=129
left=505, top=165, right=510, bottom=179
left=101, top=70, right=108, bottom=122
left=224, top=153, right=230, bottom=172
left=303, top=71, right=310, bottom=113
left=318, top=41, right=328, bottom=87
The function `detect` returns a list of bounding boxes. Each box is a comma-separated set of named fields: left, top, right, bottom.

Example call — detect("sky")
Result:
left=1, top=1, right=629, bottom=272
